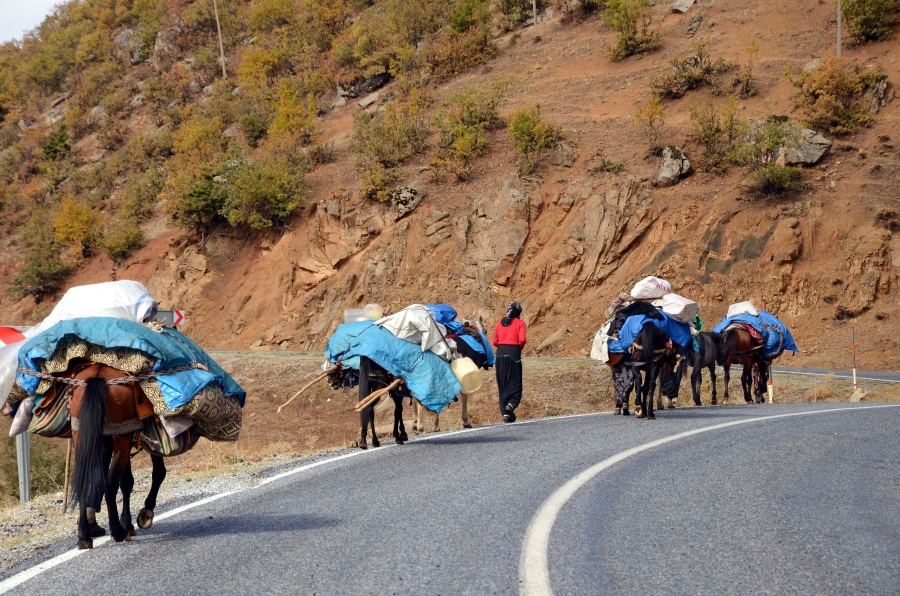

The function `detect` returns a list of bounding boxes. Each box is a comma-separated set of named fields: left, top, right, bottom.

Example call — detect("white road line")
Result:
left=0, top=409, right=607, bottom=593
left=518, top=404, right=900, bottom=596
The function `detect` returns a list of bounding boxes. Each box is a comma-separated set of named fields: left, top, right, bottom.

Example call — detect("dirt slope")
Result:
left=3, top=0, right=900, bottom=370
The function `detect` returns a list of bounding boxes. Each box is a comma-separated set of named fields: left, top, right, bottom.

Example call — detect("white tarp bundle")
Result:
left=0, top=280, right=159, bottom=407
left=727, top=301, right=759, bottom=318
left=630, top=276, right=672, bottom=300
left=375, top=304, right=456, bottom=361
left=590, top=321, right=613, bottom=363
left=660, top=294, right=700, bottom=324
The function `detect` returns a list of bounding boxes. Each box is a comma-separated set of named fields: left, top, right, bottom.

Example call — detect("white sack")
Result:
left=661, top=294, right=700, bottom=324
left=630, top=276, right=672, bottom=300
left=376, top=304, right=456, bottom=361
left=727, top=301, right=758, bottom=318
left=590, top=321, right=613, bottom=363
left=0, top=280, right=158, bottom=407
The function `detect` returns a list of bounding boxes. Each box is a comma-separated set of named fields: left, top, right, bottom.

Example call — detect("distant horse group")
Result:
left=614, top=322, right=779, bottom=419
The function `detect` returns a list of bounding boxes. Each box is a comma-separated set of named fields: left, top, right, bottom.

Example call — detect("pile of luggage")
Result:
left=324, top=304, right=494, bottom=412
left=1, top=281, right=245, bottom=456
left=711, top=301, right=799, bottom=358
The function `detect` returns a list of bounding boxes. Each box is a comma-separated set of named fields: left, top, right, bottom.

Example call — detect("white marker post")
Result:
left=761, top=300, right=774, bottom=403
left=16, top=433, right=30, bottom=503
left=851, top=326, right=857, bottom=390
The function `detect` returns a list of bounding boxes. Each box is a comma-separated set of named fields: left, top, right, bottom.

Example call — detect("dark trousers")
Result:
left=662, top=359, right=685, bottom=399
left=495, top=344, right=523, bottom=414
left=612, top=365, right=633, bottom=408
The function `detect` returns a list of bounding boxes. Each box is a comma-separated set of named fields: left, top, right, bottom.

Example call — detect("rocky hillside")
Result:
left=1, top=0, right=899, bottom=370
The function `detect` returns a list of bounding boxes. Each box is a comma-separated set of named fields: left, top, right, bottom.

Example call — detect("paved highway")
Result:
left=2, top=403, right=898, bottom=595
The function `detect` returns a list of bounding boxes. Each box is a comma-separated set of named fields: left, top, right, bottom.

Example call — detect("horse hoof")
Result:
left=636, top=412, right=646, bottom=419
left=648, top=414, right=656, bottom=420
left=463, top=422, right=472, bottom=428
left=112, top=531, right=129, bottom=543
left=622, top=408, right=630, bottom=416
left=137, top=509, right=154, bottom=530
left=400, top=433, right=409, bottom=442
left=358, top=443, right=367, bottom=450
left=614, top=408, right=621, bottom=415
left=666, top=404, right=675, bottom=409
left=88, top=522, right=107, bottom=537
left=372, top=441, right=381, bottom=448
left=126, top=527, right=136, bottom=539
left=77, top=539, right=93, bottom=550
left=395, top=438, right=405, bottom=445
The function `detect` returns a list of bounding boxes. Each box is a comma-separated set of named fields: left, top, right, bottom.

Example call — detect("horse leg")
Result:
left=691, top=364, right=702, bottom=406
left=430, top=409, right=440, bottom=433
left=646, top=364, right=657, bottom=420
left=105, top=437, right=131, bottom=542
left=119, top=458, right=136, bottom=538
left=358, top=408, right=369, bottom=449
left=77, top=498, right=93, bottom=550
left=722, top=363, right=731, bottom=405
left=741, top=363, right=753, bottom=403
left=708, top=363, right=717, bottom=405
left=411, top=400, right=421, bottom=433
left=655, top=374, right=665, bottom=412
left=460, top=392, right=471, bottom=428
left=138, top=454, right=166, bottom=530
left=393, top=396, right=407, bottom=444
left=634, top=369, right=645, bottom=418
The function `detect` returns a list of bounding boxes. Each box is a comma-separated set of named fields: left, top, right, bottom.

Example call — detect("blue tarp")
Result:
left=444, top=321, right=495, bottom=367
left=17, top=318, right=245, bottom=409
left=325, top=321, right=462, bottom=413
left=426, top=304, right=457, bottom=326
left=618, top=311, right=693, bottom=354
left=712, top=312, right=799, bottom=356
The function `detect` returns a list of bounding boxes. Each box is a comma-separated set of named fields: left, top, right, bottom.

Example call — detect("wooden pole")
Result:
left=837, top=0, right=842, bottom=58
left=277, top=367, right=339, bottom=413
left=533, top=0, right=538, bottom=25
left=212, top=0, right=227, bottom=79
left=62, top=438, right=72, bottom=514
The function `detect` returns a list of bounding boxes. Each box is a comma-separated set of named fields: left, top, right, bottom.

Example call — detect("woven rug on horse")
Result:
left=13, top=319, right=244, bottom=442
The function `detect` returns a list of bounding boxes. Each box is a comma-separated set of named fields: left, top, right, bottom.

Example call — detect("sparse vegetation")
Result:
left=431, top=77, right=514, bottom=181
left=635, top=97, right=666, bottom=155
left=841, top=0, right=898, bottom=43
left=741, top=115, right=803, bottom=194
left=603, top=0, right=660, bottom=61
left=689, top=96, right=747, bottom=172
left=788, top=58, right=883, bottom=135
left=508, top=105, right=561, bottom=176
left=734, top=41, right=759, bottom=99
left=650, top=42, right=733, bottom=99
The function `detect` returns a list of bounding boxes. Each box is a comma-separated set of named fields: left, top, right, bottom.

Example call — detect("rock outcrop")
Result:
left=656, top=146, right=691, bottom=187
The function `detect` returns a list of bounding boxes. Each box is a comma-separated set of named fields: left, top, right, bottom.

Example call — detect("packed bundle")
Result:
left=4, top=281, right=244, bottom=456
left=712, top=303, right=799, bottom=358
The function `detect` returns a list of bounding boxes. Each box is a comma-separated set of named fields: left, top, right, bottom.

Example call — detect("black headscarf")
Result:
left=501, top=301, right=522, bottom=327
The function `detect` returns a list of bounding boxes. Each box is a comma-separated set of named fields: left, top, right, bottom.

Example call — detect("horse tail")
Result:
left=709, top=332, right=726, bottom=366
left=722, top=329, right=740, bottom=365
left=71, top=377, right=108, bottom=508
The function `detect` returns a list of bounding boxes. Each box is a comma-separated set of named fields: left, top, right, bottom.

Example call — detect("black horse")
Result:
left=629, top=323, right=679, bottom=420
left=357, top=356, right=408, bottom=449
left=688, top=331, right=724, bottom=406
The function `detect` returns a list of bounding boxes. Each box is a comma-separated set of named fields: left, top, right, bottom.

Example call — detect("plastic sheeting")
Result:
left=0, top=280, right=158, bottom=407
left=17, top=317, right=244, bottom=409
left=375, top=305, right=456, bottom=361
left=444, top=321, right=495, bottom=367
left=425, top=304, right=458, bottom=326
left=324, top=321, right=462, bottom=413
left=618, top=311, right=693, bottom=354
left=712, top=312, right=799, bottom=357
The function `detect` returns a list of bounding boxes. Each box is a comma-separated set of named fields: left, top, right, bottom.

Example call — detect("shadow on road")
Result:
left=142, top=513, right=340, bottom=541
left=415, top=434, right=526, bottom=445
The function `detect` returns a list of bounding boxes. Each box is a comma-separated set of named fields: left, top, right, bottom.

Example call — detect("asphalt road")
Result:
left=770, top=366, right=900, bottom=383
left=2, top=403, right=899, bottom=595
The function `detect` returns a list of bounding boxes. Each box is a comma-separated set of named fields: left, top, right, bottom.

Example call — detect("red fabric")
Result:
left=737, top=323, right=763, bottom=344
left=492, top=318, right=527, bottom=348
left=0, top=327, right=25, bottom=346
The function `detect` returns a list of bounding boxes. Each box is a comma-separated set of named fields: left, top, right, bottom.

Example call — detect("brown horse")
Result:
left=357, top=356, right=408, bottom=449
left=69, top=363, right=168, bottom=549
left=722, top=328, right=767, bottom=404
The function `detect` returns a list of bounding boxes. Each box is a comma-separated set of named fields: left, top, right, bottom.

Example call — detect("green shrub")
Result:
left=603, top=0, right=660, bottom=61
left=249, top=0, right=295, bottom=32
left=431, top=77, right=513, bottom=180
left=121, top=165, right=166, bottom=222
left=748, top=164, right=802, bottom=194
left=450, top=0, right=492, bottom=33
left=507, top=105, right=561, bottom=176
left=223, top=156, right=307, bottom=229
left=360, top=162, right=398, bottom=202
left=176, top=170, right=231, bottom=231
left=100, top=215, right=143, bottom=261
left=240, top=113, right=269, bottom=148
left=650, top=42, right=733, bottom=99
left=41, top=124, right=70, bottom=160
left=741, top=115, right=803, bottom=194
left=53, top=197, right=99, bottom=258
left=493, top=0, right=548, bottom=31
left=0, top=434, right=66, bottom=502
left=842, top=0, right=898, bottom=43
left=789, top=58, right=883, bottom=135
left=421, top=27, right=494, bottom=82
left=8, top=214, right=70, bottom=300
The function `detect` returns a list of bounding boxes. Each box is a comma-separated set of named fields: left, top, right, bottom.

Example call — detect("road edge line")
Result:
left=518, top=404, right=900, bottom=596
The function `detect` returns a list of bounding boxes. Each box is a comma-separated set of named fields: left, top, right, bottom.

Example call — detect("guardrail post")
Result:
left=16, top=433, right=31, bottom=503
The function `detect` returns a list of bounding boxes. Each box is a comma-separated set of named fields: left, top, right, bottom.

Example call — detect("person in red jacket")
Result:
left=492, top=301, right=526, bottom=422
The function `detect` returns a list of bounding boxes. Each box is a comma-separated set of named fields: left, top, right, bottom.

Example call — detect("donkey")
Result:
left=688, top=331, right=724, bottom=406
left=722, top=327, right=767, bottom=404
left=629, top=323, right=679, bottom=420
left=357, top=356, right=408, bottom=449
left=69, top=363, right=170, bottom=549
left=410, top=318, right=489, bottom=434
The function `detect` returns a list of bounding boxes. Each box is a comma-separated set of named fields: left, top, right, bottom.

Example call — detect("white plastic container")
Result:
left=344, top=309, right=369, bottom=323
left=451, top=357, right=482, bottom=394
left=363, top=303, right=384, bottom=319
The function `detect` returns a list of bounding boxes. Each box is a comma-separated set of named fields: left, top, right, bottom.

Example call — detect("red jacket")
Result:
left=492, top=318, right=527, bottom=348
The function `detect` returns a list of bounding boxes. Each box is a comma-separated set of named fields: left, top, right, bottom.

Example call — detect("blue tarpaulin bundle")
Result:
left=612, top=311, right=693, bottom=354
left=444, top=321, right=495, bottom=367
left=17, top=318, right=245, bottom=409
left=325, top=321, right=462, bottom=413
left=712, top=312, right=799, bottom=357
left=425, top=304, right=458, bottom=326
